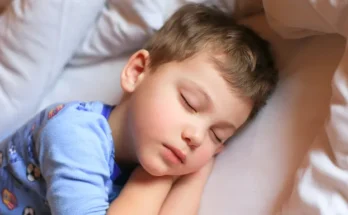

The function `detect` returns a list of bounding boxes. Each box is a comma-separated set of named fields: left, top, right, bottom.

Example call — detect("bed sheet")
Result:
left=40, top=13, right=345, bottom=214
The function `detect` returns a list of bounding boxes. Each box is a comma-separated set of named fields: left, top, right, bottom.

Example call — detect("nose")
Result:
left=182, top=125, right=205, bottom=149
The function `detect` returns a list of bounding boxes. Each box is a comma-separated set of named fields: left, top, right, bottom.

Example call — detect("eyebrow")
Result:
left=186, top=80, right=237, bottom=131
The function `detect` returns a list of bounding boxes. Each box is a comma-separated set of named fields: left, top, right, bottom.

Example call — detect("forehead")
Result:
left=164, top=52, right=253, bottom=128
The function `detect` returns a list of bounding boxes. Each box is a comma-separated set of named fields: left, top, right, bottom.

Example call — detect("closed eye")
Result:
left=181, top=93, right=196, bottom=112
left=211, top=130, right=222, bottom=143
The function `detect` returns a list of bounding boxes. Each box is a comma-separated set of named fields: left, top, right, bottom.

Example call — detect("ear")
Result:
left=214, top=145, right=224, bottom=155
left=121, top=49, right=150, bottom=93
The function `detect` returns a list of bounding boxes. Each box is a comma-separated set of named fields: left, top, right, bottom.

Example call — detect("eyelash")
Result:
left=181, top=94, right=196, bottom=112
left=181, top=93, right=222, bottom=143
left=212, top=130, right=222, bottom=143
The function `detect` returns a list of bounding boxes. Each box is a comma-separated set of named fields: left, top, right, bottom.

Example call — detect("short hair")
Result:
left=144, top=3, right=278, bottom=119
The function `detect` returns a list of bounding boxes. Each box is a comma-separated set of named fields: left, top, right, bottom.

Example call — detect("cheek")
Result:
left=188, top=146, right=215, bottom=170
left=131, top=87, right=182, bottom=139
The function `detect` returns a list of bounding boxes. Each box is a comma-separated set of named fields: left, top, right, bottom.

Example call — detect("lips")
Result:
left=163, top=144, right=186, bottom=164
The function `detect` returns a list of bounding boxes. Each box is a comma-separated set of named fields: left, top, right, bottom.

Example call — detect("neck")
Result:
left=108, top=99, right=138, bottom=165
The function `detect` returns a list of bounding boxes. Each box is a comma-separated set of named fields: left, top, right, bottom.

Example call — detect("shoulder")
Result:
left=42, top=101, right=107, bottom=119
left=38, top=101, right=110, bottom=131
left=35, top=101, right=114, bottom=161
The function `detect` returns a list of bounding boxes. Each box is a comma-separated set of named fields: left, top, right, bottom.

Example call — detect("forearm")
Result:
left=107, top=167, right=174, bottom=215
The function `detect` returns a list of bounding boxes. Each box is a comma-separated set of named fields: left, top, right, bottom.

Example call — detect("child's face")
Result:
left=122, top=51, right=253, bottom=176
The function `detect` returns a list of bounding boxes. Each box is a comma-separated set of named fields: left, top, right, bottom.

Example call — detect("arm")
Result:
left=107, top=166, right=174, bottom=215
left=36, top=110, right=113, bottom=215
left=159, top=159, right=215, bottom=215
left=107, top=159, right=214, bottom=215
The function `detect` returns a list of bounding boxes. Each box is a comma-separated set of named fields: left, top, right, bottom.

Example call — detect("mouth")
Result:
left=163, top=144, right=186, bottom=164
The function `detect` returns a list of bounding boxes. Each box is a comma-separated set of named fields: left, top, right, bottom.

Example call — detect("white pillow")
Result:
left=0, top=0, right=105, bottom=138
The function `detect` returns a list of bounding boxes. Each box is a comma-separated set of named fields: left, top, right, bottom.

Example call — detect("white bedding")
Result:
left=1, top=0, right=347, bottom=214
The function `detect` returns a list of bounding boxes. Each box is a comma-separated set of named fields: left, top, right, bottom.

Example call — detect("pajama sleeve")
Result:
left=35, top=107, right=113, bottom=215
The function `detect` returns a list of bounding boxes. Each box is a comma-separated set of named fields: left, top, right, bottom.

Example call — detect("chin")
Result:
left=139, top=157, right=168, bottom=176
left=145, top=167, right=166, bottom=176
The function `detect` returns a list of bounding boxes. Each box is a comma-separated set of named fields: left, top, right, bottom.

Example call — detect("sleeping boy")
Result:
left=0, top=3, right=278, bottom=215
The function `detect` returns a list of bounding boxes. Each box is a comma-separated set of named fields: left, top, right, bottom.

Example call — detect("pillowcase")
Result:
left=0, top=0, right=105, bottom=138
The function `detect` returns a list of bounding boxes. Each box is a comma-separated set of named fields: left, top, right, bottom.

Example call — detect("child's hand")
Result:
left=107, top=166, right=175, bottom=215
